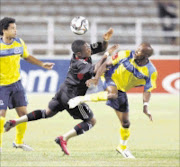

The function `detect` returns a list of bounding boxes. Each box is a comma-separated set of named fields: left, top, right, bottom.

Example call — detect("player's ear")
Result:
left=76, top=52, right=81, bottom=57
left=146, top=54, right=151, bottom=58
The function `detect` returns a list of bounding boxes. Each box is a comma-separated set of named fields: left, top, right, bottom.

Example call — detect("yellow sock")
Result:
left=0, top=117, right=5, bottom=147
left=85, top=91, right=108, bottom=102
left=119, top=127, right=130, bottom=150
left=15, top=121, right=27, bottom=145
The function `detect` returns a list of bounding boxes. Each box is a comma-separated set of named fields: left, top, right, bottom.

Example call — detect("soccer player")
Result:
left=4, top=28, right=116, bottom=155
left=68, top=43, right=158, bottom=158
left=0, top=17, right=54, bottom=152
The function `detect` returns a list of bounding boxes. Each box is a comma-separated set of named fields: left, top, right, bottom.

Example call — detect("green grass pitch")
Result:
left=1, top=94, right=179, bottom=167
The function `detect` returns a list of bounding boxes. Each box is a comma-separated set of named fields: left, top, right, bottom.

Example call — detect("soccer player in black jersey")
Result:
left=4, top=28, right=117, bottom=155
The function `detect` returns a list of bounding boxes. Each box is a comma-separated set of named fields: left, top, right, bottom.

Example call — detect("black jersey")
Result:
left=62, top=42, right=105, bottom=98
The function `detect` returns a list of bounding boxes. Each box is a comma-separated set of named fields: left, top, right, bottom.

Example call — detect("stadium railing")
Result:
left=1, top=16, right=179, bottom=58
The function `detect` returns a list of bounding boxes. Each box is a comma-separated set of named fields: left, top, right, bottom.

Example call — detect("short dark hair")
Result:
left=71, top=40, right=86, bottom=54
left=0, top=17, right=16, bottom=36
left=141, top=42, right=153, bottom=57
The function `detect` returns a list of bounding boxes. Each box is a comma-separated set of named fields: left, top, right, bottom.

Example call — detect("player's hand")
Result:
left=86, top=78, right=99, bottom=87
left=42, top=62, right=55, bottom=70
left=103, top=28, right=114, bottom=41
left=143, top=105, right=153, bottom=121
left=107, top=44, right=120, bottom=55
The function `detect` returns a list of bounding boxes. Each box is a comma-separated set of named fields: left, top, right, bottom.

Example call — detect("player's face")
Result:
left=134, top=45, right=148, bottom=65
left=81, top=43, right=91, bottom=58
left=3, top=23, right=17, bottom=38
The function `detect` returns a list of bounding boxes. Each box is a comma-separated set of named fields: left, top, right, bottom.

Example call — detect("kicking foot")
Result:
left=55, top=136, right=69, bottom=155
left=13, top=142, right=34, bottom=151
left=116, top=146, right=135, bottom=159
left=4, top=120, right=16, bottom=132
left=68, top=96, right=83, bottom=109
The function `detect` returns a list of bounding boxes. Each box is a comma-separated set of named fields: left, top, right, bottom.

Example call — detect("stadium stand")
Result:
left=1, top=0, right=179, bottom=56
left=1, top=0, right=159, bottom=17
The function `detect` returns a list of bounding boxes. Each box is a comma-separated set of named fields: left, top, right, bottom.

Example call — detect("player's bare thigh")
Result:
left=106, top=86, right=118, bottom=99
left=0, top=110, right=7, bottom=117
left=15, top=106, right=28, bottom=117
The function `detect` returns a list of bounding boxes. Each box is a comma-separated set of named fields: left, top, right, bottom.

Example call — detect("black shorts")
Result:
left=48, top=85, right=94, bottom=121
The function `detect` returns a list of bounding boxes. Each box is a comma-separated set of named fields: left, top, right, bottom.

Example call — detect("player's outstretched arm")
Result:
left=102, top=28, right=114, bottom=51
left=143, top=91, right=153, bottom=121
left=25, top=55, right=54, bottom=70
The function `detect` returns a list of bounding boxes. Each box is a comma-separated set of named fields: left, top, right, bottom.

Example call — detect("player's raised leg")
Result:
left=4, top=108, right=57, bottom=132
left=5, top=107, right=59, bottom=151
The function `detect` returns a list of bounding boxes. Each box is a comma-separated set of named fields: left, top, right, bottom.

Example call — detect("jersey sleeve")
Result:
left=111, top=50, right=131, bottom=65
left=20, top=38, right=30, bottom=58
left=78, top=60, right=95, bottom=76
left=90, top=42, right=104, bottom=55
left=144, top=71, right=158, bottom=92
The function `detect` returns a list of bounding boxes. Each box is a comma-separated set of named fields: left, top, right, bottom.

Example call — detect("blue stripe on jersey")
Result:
left=122, top=51, right=148, bottom=80
left=122, top=58, right=148, bottom=80
left=105, top=59, right=124, bottom=78
left=0, top=47, right=23, bottom=57
left=144, top=62, right=156, bottom=91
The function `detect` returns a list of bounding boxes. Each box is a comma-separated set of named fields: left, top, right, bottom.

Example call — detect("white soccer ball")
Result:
left=70, top=16, right=89, bottom=35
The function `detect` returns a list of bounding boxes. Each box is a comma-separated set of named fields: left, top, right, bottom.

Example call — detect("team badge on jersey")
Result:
left=14, top=47, right=22, bottom=54
left=0, top=100, right=4, bottom=106
left=91, top=43, right=98, bottom=49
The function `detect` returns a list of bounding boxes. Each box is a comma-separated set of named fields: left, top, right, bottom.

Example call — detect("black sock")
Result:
left=74, top=121, right=93, bottom=135
left=27, top=109, right=46, bottom=121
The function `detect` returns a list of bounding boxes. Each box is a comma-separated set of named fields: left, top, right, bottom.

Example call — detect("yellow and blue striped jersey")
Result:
left=102, top=50, right=157, bottom=92
left=0, top=37, right=29, bottom=86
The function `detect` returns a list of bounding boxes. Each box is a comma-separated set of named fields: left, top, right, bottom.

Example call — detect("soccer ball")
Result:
left=70, top=16, right=89, bottom=35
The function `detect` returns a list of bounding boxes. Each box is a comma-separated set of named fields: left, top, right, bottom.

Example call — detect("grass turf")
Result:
left=0, top=94, right=179, bottom=167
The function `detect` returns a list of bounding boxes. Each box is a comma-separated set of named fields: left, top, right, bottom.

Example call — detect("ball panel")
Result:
left=70, top=16, right=89, bottom=35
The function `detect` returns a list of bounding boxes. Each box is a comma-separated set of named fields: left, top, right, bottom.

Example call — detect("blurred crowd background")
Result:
left=1, top=0, right=179, bottom=57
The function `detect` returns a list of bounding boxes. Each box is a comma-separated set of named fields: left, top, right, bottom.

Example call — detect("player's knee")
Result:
left=122, top=120, right=130, bottom=128
left=44, top=109, right=53, bottom=118
left=89, top=117, right=96, bottom=127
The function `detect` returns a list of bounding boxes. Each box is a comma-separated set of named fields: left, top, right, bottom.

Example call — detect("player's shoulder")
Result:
left=14, top=37, right=24, bottom=44
left=146, top=61, right=157, bottom=74
left=113, top=50, right=132, bottom=60
left=72, top=57, right=89, bottom=67
left=118, top=50, right=132, bottom=56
